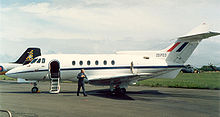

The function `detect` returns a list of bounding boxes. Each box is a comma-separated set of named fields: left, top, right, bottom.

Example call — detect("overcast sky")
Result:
left=0, top=0, right=220, bottom=67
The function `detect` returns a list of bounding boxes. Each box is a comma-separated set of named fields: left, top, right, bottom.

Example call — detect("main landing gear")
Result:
left=113, top=87, right=126, bottom=95
left=110, top=85, right=127, bottom=95
left=31, top=82, right=39, bottom=93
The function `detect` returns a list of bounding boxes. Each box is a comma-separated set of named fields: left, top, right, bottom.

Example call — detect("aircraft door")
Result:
left=49, top=60, right=60, bottom=79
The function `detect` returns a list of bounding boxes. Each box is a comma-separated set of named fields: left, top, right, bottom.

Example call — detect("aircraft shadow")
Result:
left=70, top=89, right=169, bottom=100
left=87, top=89, right=135, bottom=100
left=0, top=89, right=167, bottom=100
left=58, top=89, right=135, bottom=100
left=58, top=89, right=219, bottom=101
left=1, top=89, right=216, bottom=101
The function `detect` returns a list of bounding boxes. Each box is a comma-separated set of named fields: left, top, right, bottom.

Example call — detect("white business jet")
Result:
left=6, top=23, right=220, bottom=94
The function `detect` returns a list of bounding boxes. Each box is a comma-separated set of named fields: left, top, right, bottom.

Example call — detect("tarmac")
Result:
left=0, top=80, right=219, bottom=117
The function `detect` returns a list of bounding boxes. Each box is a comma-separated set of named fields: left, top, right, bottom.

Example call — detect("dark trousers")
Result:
left=77, top=82, right=87, bottom=96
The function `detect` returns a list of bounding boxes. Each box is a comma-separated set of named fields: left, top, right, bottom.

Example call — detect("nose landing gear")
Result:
left=31, top=82, right=39, bottom=93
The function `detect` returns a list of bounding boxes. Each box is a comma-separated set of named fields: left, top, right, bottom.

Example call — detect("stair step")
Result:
left=51, top=90, right=58, bottom=91
left=51, top=79, right=59, bottom=81
left=50, top=78, right=60, bottom=94
left=51, top=82, right=59, bottom=85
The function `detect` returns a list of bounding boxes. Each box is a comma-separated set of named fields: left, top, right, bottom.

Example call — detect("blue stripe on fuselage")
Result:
left=6, top=65, right=185, bottom=75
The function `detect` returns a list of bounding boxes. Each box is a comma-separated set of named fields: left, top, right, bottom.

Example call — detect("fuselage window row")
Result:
left=72, top=60, right=115, bottom=66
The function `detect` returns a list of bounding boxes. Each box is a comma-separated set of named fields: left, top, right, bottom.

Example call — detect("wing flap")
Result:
left=89, top=75, right=139, bottom=86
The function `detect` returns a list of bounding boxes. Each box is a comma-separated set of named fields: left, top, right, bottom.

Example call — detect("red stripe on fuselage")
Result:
left=167, top=42, right=181, bottom=52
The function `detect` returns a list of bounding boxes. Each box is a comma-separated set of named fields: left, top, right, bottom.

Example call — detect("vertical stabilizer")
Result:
left=15, top=48, right=41, bottom=65
left=165, top=23, right=219, bottom=64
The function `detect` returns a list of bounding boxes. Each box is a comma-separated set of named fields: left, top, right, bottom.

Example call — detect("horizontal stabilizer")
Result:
left=178, top=31, right=220, bottom=41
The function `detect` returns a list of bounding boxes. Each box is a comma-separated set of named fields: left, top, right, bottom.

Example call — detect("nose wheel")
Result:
left=31, top=87, right=39, bottom=93
left=31, top=82, right=39, bottom=93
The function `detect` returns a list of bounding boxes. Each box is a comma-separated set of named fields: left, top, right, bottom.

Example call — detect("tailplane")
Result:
left=164, top=23, right=219, bottom=64
left=14, top=48, right=41, bottom=65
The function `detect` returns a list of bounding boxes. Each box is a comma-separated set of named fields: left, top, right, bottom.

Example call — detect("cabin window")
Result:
left=37, top=58, right=41, bottom=63
left=42, top=58, right=46, bottom=63
left=95, top=60, right=99, bottom=65
left=31, top=58, right=38, bottom=64
left=103, top=60, right=107, bottom=65
left=111, top=60, right=115, bottom=65
left=72, top=61, right=76, bottom=66
left=87, top=60, right=91, bottom=65
left=79, top=61, right=83, bottom=65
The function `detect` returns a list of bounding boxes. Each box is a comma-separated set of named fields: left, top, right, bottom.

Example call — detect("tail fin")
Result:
left=15, top=48, right=41, bottom=65
left=164, top=23, right=220, bottom=64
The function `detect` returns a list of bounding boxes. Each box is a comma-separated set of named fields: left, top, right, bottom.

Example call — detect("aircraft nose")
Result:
left=5, top=69, right=18, bottom=78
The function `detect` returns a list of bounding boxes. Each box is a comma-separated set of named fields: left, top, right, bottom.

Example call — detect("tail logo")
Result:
left=26, top=50, right=34, bottom=61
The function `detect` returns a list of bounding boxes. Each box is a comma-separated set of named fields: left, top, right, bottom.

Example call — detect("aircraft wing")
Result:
left=88, top=75, right=140, bottom=86
left=88, top=67, right=183, bottom=86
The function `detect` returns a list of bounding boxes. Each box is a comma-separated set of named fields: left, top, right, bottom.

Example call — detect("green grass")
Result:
left=0, top=75, right=16, bottom=81
left=136, top=72, right=220, bottom=90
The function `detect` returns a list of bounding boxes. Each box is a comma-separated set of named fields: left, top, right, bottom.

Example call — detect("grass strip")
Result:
left=136, top=72, right=220, bottom=90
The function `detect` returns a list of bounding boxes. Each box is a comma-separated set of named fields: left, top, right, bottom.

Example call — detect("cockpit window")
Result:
left=31, top=58, right=38, bottom=64
left=42, top=58, right=45, bottom=63
left=37, top=58, right=41, bottom=63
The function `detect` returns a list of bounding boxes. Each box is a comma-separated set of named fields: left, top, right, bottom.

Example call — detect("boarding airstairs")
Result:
left=49, top=77, right=60, bottom=94
left=49, top=60, right=61, bottom=94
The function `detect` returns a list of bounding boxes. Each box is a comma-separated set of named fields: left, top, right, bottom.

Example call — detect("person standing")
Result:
left=77, top=69, right=87, bottom=96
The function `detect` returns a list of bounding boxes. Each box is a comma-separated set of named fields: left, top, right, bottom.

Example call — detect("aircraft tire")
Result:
left=32, top=87, right=38, bottom=93
left=121, top=88, right=126, bottom=95
left=114, top=87, right=126, bottom=96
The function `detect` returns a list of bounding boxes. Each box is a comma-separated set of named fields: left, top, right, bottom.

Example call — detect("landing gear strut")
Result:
left=31, top=82, right=39, bottom=93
